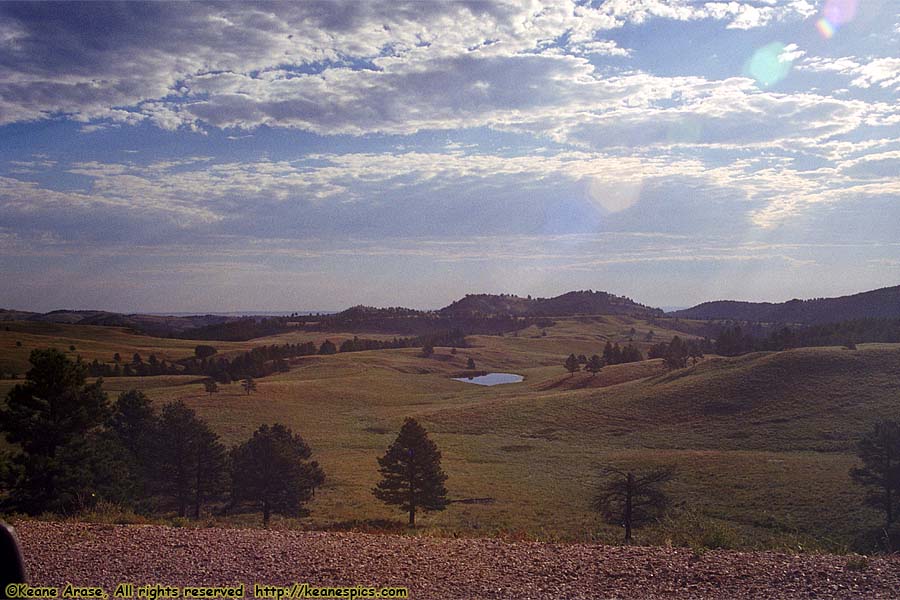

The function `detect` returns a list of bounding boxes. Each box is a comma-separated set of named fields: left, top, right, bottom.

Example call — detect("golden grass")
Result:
left=1, top=319, right=896, bottom=550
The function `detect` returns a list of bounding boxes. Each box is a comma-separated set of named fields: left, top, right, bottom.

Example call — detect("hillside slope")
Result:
left=427, top=345, right=900, bottom=452
left=672, top=285, right=900, bottom=324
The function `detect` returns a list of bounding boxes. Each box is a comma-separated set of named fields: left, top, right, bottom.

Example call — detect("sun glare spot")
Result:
left=745, top=42, right=793, bottom=87
left=586, top=177, right=642, bottom=213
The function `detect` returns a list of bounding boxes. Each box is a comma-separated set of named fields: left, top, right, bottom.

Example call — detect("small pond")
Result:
left=452, top=372, right=524, bottom=386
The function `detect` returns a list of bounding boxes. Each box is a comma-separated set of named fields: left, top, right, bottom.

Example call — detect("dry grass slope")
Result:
left=2, top=319, right=898, bottom=550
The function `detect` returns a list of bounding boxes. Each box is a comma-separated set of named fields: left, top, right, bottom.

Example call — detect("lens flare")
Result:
left=745, top=42, right=793, bottom=88
left=823, top=0, right=858, bottom=25
left=817, top=0, right=858, bottom=38
left=816, top=18, right=836, bottom=39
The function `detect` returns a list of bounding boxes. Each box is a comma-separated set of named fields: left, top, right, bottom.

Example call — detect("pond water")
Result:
left=452, top=372, right=524, bottom=386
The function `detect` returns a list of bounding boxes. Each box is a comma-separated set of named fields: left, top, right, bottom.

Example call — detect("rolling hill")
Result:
left=2, top=313, right=899, bottom=550
left=441, top=290, right=663, bottom=318
left=671, top=284, right=900, bottom=325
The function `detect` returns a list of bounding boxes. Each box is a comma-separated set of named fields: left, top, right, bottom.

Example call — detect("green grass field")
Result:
left=2, top=317, right=897, bottom=551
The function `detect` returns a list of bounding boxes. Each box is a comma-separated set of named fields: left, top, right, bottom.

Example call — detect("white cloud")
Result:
left=800, top=55, right=900, bottom=90
left=0, top=1, right=822, bottom=131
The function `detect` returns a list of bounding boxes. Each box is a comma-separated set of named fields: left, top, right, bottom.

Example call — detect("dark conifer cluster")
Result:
left=563, top=341, right=646, bottom=376
left=0, top=349, right=325, bottom=525
left=713, top=319, right=900, bottom=356
left=2, top=348, right=450, bottom=528
left=647, top=335, right=708, bottom=369
left=601, top=341, right=644, bottom=365
left=86, top=336, right=422, bottom=382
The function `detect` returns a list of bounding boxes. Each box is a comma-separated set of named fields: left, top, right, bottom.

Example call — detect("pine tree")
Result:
left=373, top=418, right=448, bottom=527
left=155, top=402, right=198, bottom=517
left=108, top=390, right=157, bottom=504
left=0, top=349, right=110, bottom=513
left=564, top=353, right=580, bottom=377
left=231, top=423, right=325, bottom=526
left=585, top=354, right=603, bottom=377
left=192, top=423, right=228, bottom=519
left=154, top=401, right=228, bottom=518
left=466, top=357, right=476, bottom=370
left=204, top=379, right=219, bottom=396
left=241, top=377, right=257, bottom=395
left=602, top=341, right=615, bottom=365
left=851, top=420, right=900, bottom=530
left=665, top=336, right=688, bottom=369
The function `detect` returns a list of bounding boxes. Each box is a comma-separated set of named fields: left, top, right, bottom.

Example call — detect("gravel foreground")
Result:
left=14, top=521, right=900, bottom=599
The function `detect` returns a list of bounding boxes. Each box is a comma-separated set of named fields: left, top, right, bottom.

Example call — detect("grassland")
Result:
left=1, top=316, right=897, bottom=551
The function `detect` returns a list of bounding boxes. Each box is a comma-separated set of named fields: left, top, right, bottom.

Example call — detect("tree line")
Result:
left=714, top=319, right=900, bottom=356
left=564, top=342, right=646, bottom=377
left=647, top=335, right=708, bottom=369
left=0, top=349, right=450, bottom=528
left=0, top=349, right=325, bottom=524
left=86, top=336, right=423, bottom=382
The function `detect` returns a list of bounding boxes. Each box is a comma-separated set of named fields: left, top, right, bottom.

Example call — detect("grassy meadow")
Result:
left=1, top=316, right=897, bottom=551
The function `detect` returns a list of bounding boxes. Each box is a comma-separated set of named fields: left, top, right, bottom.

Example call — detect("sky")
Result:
left=1, top=0, right=899, bottom=313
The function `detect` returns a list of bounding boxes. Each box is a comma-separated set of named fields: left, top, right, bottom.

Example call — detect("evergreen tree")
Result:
left=421, top=344, right=434, bottom=358
left=620, top=344, right=644, bottom=363
left=602, top=341, right=615, bottom=365
left=231, top=423, right=325, bottom=526
left=466, top=357, right=476, bottom=370
left=664, top=336, right=689, bottom=369
left=0, top=349, right=110, bottom=513
left=318, top=340, right=337, bottom=355
left=612, top=343, right=624, bottom=365
left=687, top=340, right=704, bottom=365
left=204, top=379, right=219, bottom=396
left=593, top=465, right=675, bottom=543
left=191, top=422, right=228, bottom=519
left=154, top=401, right=228, bottom=518
left=564, top=353, right=580, bottom=377
left=195, top=345, right=218, bottom=359
left=241, top=377, right=257, bottom=395
left=155, top=401, right=198, bottom=517
left=585, top=354, right=603, bottom=377
left=108, top=390, right=157, bottom=505
left=851, top=420, right=900, bottom=530
left=373, top=418, right=448, bottom=528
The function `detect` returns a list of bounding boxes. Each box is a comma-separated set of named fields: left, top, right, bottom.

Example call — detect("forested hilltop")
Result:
left=671, top=284, right=900, bottom=324
left=440, top=290, right=663, bottom=318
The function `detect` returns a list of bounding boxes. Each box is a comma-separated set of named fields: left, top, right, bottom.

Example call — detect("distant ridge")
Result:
left=0, top=309, right=237, bottom=335
left=671, top=284, right=900, bottom=325
left=440, top=290, right=663, bottom=318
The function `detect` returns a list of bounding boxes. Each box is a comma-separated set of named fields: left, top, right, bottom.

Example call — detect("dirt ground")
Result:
left=15, top=521, right=900, bottom=599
